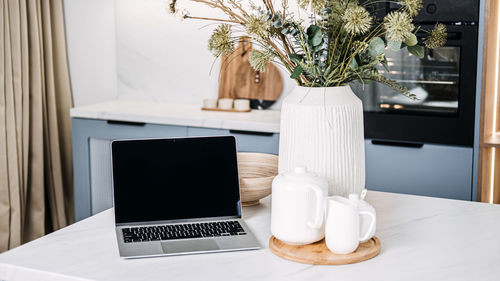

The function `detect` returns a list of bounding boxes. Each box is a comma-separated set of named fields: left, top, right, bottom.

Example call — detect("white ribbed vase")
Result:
left=278, top=85, right=365, bottom=197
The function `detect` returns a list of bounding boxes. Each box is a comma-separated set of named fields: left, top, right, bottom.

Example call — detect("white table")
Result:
left=1, top=191, right=500, bottom=281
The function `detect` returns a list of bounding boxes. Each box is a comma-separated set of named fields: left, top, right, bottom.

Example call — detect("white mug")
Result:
left=218, top=98, right=233, bottom=110
left=325, top=196, right=376, bottom=254
left=234, top=99, right=250, bottom=111
left=203, top=98, right=217, bottom=109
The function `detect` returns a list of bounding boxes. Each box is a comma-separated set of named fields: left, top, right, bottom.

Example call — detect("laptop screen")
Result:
left=111, top=136, right=241, bottom=224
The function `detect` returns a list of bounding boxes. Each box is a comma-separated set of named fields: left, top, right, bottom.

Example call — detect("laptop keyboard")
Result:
left=122, top=221, right=246, bottom=243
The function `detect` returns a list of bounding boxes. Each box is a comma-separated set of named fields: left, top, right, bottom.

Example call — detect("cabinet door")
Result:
left=187, top=127, right=279, bottom=154
left=73, top=118, right=188, bottom=220
left=365, top=140, right=473, bottom=200
left=89, top=138, right=113, bottom=214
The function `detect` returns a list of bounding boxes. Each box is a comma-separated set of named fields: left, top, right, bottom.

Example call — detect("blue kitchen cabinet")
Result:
left=72, top=118, right=279, bottom=221
left=187, top=127, right=279, bottom=155
left=364, top=140, right=473, bottom=200
left=72, top=118, right=188, bottom=221
left=72, top=117, right=474, bottom=221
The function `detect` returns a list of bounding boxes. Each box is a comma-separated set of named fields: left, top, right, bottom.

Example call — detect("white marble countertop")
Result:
left=1, top=191, right=500, bottom=281
left=70, top=99, right=281, bottom=133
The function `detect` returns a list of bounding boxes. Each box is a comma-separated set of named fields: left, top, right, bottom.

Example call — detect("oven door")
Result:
left=351, top=24, right=478, bottom=146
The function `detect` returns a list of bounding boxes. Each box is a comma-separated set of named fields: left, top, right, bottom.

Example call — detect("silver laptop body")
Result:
left=111, top=136, right=261, bottom=258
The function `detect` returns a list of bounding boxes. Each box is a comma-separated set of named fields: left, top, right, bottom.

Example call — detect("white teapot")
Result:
left=271, top=167, right=329, bottom=245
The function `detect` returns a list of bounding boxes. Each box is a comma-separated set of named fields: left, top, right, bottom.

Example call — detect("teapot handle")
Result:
left=306, top=184, right=325, bottom=229
left=358, top=211, right=376, bottom=242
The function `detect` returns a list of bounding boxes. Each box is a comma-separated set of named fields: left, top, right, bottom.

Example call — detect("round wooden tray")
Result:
left=269, top=236, right=381, bottom=265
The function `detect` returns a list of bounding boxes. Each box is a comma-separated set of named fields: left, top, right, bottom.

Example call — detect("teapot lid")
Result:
left=275, top=166, right=329, bottom=192
left=348, top=189, right=367, bottom=201
left=282, top=166, right=328, bottom=184
left=348, top=189, right=375, bottom=212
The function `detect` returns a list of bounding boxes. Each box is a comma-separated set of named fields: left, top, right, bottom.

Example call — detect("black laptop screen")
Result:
left=112, top=136, right=241, bottom=224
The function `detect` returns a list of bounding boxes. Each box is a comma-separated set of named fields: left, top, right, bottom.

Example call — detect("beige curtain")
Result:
left=0, top=0, right=74, bottom=252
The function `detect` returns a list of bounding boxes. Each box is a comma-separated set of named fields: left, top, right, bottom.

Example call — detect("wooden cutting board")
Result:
left=269, top=236, right=381, bottom=265
left=218, top=37, right=283, bottom=101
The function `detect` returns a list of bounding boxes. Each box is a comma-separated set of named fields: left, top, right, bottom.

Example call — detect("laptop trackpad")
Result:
left=161, top=239, right=220, bottom=254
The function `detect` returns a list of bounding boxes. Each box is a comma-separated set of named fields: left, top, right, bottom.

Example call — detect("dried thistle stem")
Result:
left=190, top=0, right=246, bottom=22
left=227, top=0, right=249, bottom=18
left=185, top=15, right=241, bottom=24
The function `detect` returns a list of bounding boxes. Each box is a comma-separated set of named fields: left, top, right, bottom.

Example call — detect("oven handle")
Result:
left=371, top=140, right=424, bottom=148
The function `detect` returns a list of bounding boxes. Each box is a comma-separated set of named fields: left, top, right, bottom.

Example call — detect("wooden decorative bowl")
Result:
left=237, top=152, right=278, bottom=206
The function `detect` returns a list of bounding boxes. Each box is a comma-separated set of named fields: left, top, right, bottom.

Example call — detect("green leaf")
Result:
left=306, top=25, right=322, bottom=47
left=290, top=65, right=303, bottom=79
left=272, top=19, right=283, bottom=28
left=387, top=40, right=402, bottom=51
left=404, top=33, right=418, bottom=46
left=322, top=7, right=332, bottom=14
left=350, top=58, right=358, bottom=69
left=408, top=45, right=424, bottom=58
left=368, top=37, right=385, bottom=57
left=289, top=54, right=303, bottom=65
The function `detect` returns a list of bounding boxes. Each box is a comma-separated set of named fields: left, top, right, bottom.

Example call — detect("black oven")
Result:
left=352, top=0, right=480, bottom=146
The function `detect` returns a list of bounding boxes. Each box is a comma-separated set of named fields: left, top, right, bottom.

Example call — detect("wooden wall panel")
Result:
left=478, top=0, right=500, bottom=203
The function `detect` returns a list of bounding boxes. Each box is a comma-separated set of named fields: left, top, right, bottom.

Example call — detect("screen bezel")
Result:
left=110, top=136, right=242, bottom=226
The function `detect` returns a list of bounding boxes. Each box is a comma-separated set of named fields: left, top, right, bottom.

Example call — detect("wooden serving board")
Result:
left=201, top=107, right=251, bottom=113
left=269, top=236, right=381, bottom=265
left=218, top=37, right=283, bottom=102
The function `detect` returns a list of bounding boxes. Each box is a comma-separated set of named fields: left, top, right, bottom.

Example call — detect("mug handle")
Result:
left=358, top=211, right=376, bottom=242
left=306, top=184, right=325, bottom=229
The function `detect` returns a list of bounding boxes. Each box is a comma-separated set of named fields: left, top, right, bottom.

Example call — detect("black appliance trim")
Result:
left=371, top=140, right=424, bottom=148
left=363, top=23, right=478, bottom=147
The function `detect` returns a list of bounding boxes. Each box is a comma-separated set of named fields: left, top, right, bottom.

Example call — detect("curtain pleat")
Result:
left=0, top=0, right=74, bottom=252
left=48, top=0, right=73, bottom=225
left=0, top=0, right=11, bottom=253
left=41, top=0, right=66, bottom=230
left=23, top=0, right=45, bottom=244
left=4, top=0, right=24, bottom=250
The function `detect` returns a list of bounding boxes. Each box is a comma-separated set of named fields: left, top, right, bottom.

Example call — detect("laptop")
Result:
left=111, top=136, right=261, bottom=258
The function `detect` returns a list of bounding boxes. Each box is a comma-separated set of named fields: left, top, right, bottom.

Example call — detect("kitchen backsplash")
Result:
left=116, top=0, right=296, bottom=109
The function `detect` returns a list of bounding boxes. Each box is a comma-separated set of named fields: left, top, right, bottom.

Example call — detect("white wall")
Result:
left=64, top=0, right=118, bottom=106
left=64, top=0, right=297, bottom=107
left=115, top=0, right=296, bottom=107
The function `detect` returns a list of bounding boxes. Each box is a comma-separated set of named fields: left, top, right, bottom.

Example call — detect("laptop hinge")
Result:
left=116, top=216, right=241, bottom=227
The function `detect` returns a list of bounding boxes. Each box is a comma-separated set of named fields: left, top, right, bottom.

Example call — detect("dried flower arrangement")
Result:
left=168, top=0, right=447, bottom=99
